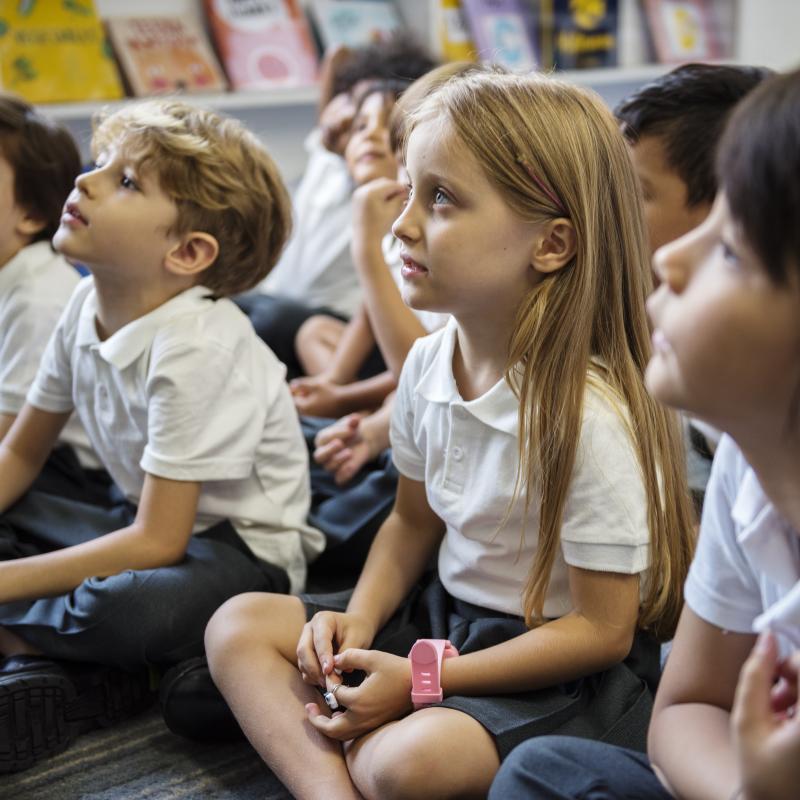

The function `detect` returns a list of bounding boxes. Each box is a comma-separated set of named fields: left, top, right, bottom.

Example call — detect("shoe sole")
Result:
left=0, top=670, right=78, bottom=773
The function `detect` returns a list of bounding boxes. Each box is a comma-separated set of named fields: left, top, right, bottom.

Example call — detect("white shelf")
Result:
left=39, top=85, right=321, bottom=121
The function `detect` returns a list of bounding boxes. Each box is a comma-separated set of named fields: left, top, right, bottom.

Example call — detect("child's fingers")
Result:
left=733, top=632, right=779, bottom=738
left=305, top=704, right=358, bottom=741
left=313, top=438, right=344, bottom=466
left=332, top=648, right=373, bottom=674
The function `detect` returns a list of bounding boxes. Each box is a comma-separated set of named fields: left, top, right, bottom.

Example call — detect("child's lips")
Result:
left=63, top=202, right=88, bottom=226
left=400, top=254, right=428, bottom=279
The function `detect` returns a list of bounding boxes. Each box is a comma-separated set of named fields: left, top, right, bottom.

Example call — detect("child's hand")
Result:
left=296, top=611, right=376, bottom=688
left=732, top=632, right=800, bottom=800
left=290, top=375, right=345, bottom=418
left=313, top=412, right=383, bottom=485
left=351, top=178, right=408, bottom=256
left=305, top=649, right=414, bottom=741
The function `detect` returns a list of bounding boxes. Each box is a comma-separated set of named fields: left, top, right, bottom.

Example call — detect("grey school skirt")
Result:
left=303, top=575, right=660, bottom=759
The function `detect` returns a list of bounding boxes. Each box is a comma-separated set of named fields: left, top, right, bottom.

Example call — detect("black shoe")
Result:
left=0, top=655, right=155, bottom=774
left=159, top=656, right=245, bottom=742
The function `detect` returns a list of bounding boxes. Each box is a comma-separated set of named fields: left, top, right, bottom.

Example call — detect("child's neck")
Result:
left=92, top=275, right=194, bottom=340
left=737, top=428, right=800, bottom=533
left=452, top=314, right=513, bottom=401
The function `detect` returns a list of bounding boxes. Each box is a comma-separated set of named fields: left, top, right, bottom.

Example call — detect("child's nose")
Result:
left=391, top=199, right=418, bottom=243
left=74, top=170, right=94, bottom=197
left=652, top=236, right=692, bottom=294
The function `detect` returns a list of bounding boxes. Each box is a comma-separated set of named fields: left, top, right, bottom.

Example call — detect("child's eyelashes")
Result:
left=432, top=187, right=452, bottom=206
left=120, top=174, right=140, bottom=191
left=720, top=239, right=740, bottom=268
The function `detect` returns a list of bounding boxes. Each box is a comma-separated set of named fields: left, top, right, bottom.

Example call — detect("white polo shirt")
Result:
left=685, top=435, right=800, bottom=658
left=0, top=241, right=96, bottom=464
left=28, top=279, right=325, bottom=591
left=390, top=319, right=651, bottom=618
left=259, top=131, right=361, bottom=317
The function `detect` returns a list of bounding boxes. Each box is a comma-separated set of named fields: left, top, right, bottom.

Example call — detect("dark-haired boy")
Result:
left=616, top=62, right=771, bottom=255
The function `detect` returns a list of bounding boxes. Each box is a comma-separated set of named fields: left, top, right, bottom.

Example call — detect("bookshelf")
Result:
left=31, top=0, right=800, bottom=183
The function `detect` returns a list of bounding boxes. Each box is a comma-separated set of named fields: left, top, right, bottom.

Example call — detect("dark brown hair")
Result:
left=717, top=69, right=800, bottom=285
left=0, top=94, right=82, bottom=244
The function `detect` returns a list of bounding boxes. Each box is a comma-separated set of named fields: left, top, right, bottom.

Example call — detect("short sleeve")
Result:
left=684, top=438, right=763, bottom=633
left=559, top=392, right=650, bottom=574
left=140, top=336, right=265, bottom=481
left=389, top=339, right=426, bottom=481
left=25, top=287, right=84, bottom=415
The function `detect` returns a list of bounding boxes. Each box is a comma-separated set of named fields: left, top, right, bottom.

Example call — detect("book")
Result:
left=643, top=0, right=722, bottom=63
left=205, top=0, right=318, bottom=90
left=0, top=0, right=123, bottom=103
left=460, top=0, right=538, bottom=72
left=106, top=16, right=228, bottom=97
left=308, top=0, right=402, bottom=51
left=538, top=0, right=619, bottom=70
left=436, top=0, right=477, bottom=62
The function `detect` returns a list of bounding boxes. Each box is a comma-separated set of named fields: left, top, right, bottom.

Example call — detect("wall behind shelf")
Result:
left=50, top=0, right=800, bottom=182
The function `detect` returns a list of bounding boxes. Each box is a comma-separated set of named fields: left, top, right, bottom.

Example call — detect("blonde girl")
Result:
left=204, top=67, right=695, bottom=800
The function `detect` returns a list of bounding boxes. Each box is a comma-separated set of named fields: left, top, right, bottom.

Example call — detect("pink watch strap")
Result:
left=409, top=638, right=459, bottom=709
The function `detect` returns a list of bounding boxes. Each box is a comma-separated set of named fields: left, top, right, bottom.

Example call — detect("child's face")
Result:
left=0, top=154, right=37, bottom=268
left=392, top=118, right=539, bottom=322
left=53, top=143, right=181, bottom=281
left=343, top=92, right=398, bottom=187
left=646, top=193, right=800, bottom=436
left=628, top=135, right=711, bottom=256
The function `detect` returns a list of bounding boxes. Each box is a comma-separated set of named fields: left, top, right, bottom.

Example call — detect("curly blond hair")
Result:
left=92, top=100, right=292, bottom=296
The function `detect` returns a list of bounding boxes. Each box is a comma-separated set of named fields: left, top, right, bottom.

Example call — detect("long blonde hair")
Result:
left=406, top=68, right=694, bottom=641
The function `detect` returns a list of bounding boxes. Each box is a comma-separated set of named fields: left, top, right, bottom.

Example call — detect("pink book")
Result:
left=206, top=0, right=318, bottom=90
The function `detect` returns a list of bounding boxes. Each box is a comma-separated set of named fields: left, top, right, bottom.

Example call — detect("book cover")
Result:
left=106, top=16, right=228, bottom=97
left=436, top=0, right=477, bottom=62
left=460, top=0, right=538, bottom=72
left=0, top=0, right=123, bottom=103
left=539, top=0, right=619, bottom=70
left=205, top=0, right=318, bottom=90
left=308, top=0, right=401, bottom=51
left=643, top=0, right=722, bottom=63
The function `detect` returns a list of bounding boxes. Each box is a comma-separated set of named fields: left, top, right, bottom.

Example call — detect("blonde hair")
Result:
left=92, top=100, right=292, bottom=297
left=407, top=68, right=694, bottom=641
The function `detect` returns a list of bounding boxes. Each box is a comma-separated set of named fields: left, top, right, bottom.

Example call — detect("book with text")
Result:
left=460, top=0, right=538, bottom=72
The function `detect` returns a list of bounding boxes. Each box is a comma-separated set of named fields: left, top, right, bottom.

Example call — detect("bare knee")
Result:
left=205, top=592, right=304, bottom=675
left=295, top=314, right=343, bottom=374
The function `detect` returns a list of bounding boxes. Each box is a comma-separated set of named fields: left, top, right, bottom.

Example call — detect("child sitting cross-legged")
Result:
left=0, top=99, right=323, bottom=772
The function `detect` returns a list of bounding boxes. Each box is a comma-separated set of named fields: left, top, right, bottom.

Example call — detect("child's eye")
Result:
left=432, top=187, right=451, bottom=206
left=721, top=239, right=740, bottom=267
left=120, top=174, right=139, bottom=191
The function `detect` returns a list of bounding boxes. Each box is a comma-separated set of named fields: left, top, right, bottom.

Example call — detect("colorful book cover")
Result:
left=106, top=16, right=228, bottom=97
left=308, top=0, right=401, bottom=50
left=436, top=0, right=477, bottom=62
left=643, top=0, right=721, bottom=63
left=0, top=0, right=123, bottom=103
left=205, top=0, right=318, bottom=90
left=460, top=0, right=538, bottom=72
left=539, top=0, right=619, bottom=70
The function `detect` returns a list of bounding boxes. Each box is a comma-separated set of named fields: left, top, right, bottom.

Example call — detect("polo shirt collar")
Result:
left=0, top=241, right=56, bottom=293
left=416, top=318, right=519, bottom=436
left=75, top=283, right=215, bottom=370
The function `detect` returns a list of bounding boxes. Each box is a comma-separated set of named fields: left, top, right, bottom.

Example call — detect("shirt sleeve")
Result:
left=140, top=334, right=265, bottom=482
left=389, top=339, right=426, bottom=482
left=683, top=437, right=763, bottom=633
left=559, top=392, right=651, bottom=574
left=25, top=285, right=85, bottom=414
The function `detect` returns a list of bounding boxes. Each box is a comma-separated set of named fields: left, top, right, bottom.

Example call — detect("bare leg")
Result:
left=0, top=626, right=43, bottom=657
left=346, top=707, right=501, bottom=800
left=205, top=593, right=362, bottom=800
left=296, top=315, right=346, bottom=376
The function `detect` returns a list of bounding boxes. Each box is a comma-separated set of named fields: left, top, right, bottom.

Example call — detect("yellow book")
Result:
left=0, top=0, right=123, bottom=103
left=436, top=0, right=476, bottom=62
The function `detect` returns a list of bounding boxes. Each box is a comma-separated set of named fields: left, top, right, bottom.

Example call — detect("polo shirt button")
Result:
left=452, top=446, right=463, bottom=461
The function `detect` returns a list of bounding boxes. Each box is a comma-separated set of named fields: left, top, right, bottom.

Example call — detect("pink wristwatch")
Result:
left=408, top=639, right=459, bottom=710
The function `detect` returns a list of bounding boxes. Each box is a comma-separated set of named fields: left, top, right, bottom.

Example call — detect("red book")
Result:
left=205, top=0, right=318, bottom=90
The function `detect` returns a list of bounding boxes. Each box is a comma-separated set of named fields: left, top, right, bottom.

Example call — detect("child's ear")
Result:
left=530, top=218, right=577, bottom=275
left=164, top=232, right=219, bottom=279
left=16, top=212, right=47, bottom=239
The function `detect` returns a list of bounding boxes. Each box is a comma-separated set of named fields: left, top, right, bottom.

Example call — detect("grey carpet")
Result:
left=0, top=707, right=293, bottom=800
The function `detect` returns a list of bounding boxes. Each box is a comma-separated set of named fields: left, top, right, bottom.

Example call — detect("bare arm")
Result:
left=351, top=178, right=428, bottom=378
left=0, top=413, right=15, bottom=443
left=0, top=404, right=69, bottom=512
left=347, top=474, right=445, bottom=634
left=441, top=566, right=641, bottom=694
left=0, top=470, right=200, bottom=604
left=648, top=606, right=755, bottom=800
left=325, top=305, right=377, bottom=385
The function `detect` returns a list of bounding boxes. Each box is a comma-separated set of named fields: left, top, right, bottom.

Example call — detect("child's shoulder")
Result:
left=0, top=242, right=80, bottom=309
